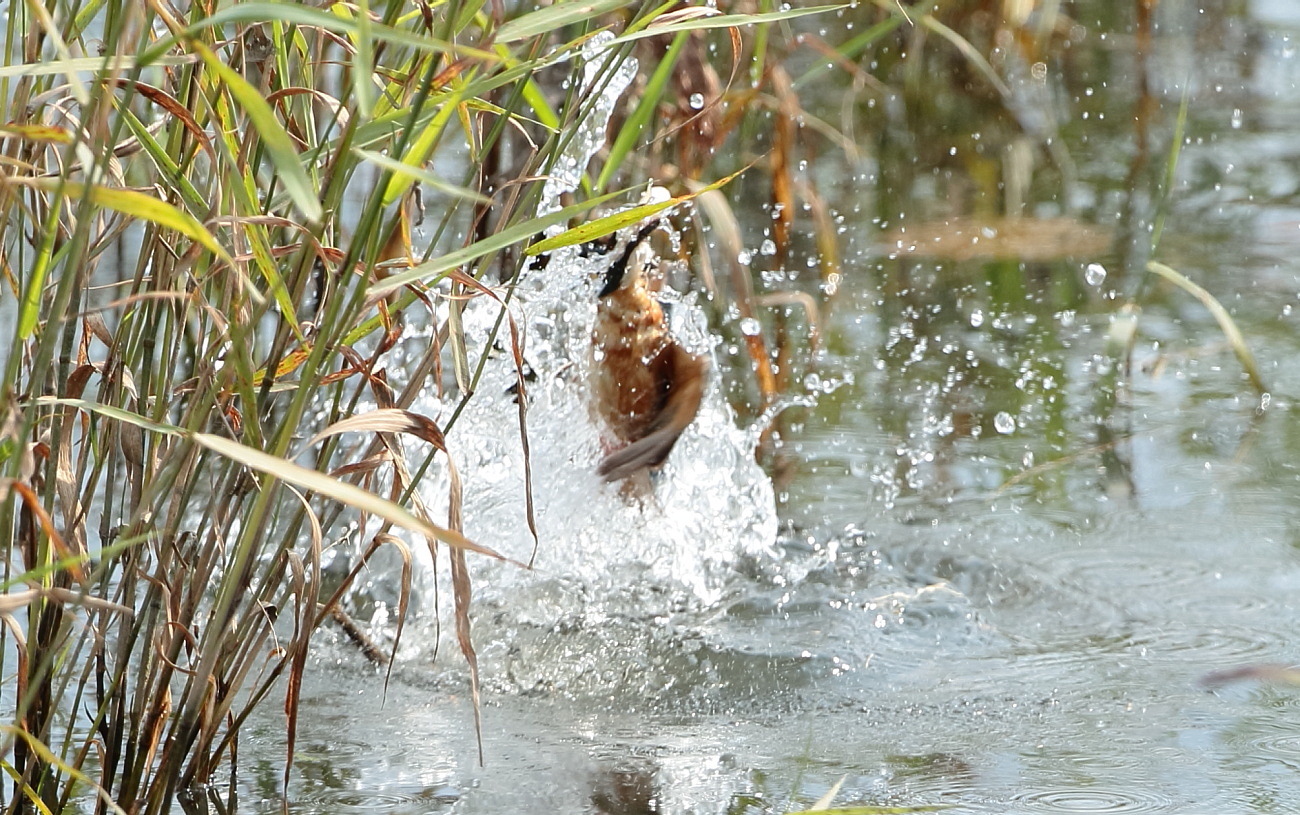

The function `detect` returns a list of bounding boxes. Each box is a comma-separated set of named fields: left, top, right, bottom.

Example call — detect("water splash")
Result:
left=405, top=35, right=777, bottom=631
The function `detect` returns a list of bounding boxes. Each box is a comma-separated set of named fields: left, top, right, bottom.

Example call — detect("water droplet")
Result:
left=970, top=309, right=985, bottom=328
left=759, top=238, right=777, bottom=256
left=993, top=412, right=1016, bottom=434
left=688, top=92, right=705, bottom=110
left=739, top=317, right=762, bottom=336
left=1085, top=263, right=1107, bottom=287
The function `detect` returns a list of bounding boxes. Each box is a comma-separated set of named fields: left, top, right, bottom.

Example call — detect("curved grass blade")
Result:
left=0, top=54, right=194, bottom=80
left=494, top=0, right=629, bottom=44
left=1146, top=261, right=1266, bottom=395
left=149, top=3, right=492, bottom=66
left=381, top=89, right=464, bottom=207
left=18, top=178, right=231, bottom=265
left=526, top=165, right=748, bottom=256
left=356, top=148, right=491, bottom=204
left=33, top=398, right=503, bottom=558
left=917, top=14, right=1011, bottom=98
left=611, top=4, right=849, bottom=44
left=369, top=187, right=627, bottom=295
left=1, top=726, right=128, bottom=815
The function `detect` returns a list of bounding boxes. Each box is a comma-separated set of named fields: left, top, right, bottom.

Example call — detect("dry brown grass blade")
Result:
left=370, top=533, right=413, bottom=698
left=506, top=315, right=539, bottom=565
left=0, top=587, right=131, bottom=616
left=106, top=78, right=218, bottom=166
left=378, top=410, right=484, bottom=763
left=450, top=547, right=483, bottom=765
left=192, top=432, right=505, bottom=559
left=306, top=408, right=450, bottom=451
left=4, top=480, right=84, bottom=582
left=282, top=485, right=323, bottom=795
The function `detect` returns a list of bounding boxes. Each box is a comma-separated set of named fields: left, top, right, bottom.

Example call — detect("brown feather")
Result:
left=591, top=248, right=706, bottom=481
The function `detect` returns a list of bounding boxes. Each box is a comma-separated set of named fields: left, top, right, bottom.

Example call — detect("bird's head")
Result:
left=597, top=219, right=663, bottom=298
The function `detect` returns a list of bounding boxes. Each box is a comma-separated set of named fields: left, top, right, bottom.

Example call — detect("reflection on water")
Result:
left=245, top=3, right=1300, bottom=813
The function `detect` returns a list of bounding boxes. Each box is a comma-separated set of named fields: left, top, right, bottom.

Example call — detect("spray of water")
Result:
left=424, top=32, right=774, bottom=599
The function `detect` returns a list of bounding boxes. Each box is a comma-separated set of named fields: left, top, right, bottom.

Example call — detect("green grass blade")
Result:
left=527, top=166, right=747, bottom=255
left=494, top=0, right=629, bottom=44
left=193, top=42, right=323, bottom=224
left=381, top=87, right=463, bottom=207
left=609, top=4, right=849, bottom=44
left=356, top=148, right=491, bottom=204
left=597, top=29, right=688, bottom=193
left=370, top=187, right=628, bottom=295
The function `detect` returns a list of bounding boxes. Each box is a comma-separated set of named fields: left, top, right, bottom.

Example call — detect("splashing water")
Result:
left=406, top=35, right=777, bottom=627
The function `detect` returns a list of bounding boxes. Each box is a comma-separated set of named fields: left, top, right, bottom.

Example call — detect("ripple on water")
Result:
left=288, top=784, right=460, bottom=815
left=1221, top=716, right=1300, bottom=771
left=1009, top=786, right=1175, bottom=813
left=1124, top=623, right=1289, bottom=666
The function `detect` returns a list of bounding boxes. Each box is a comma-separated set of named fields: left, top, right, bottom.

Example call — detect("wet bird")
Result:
left=591, top=221, right=707, bottom=482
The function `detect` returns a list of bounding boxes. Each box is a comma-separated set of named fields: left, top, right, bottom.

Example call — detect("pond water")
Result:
left=234, top=4, right=1300, bottom=813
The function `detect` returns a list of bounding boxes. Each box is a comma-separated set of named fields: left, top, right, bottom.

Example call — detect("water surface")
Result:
left=237, top=4, right=1300, bottom=813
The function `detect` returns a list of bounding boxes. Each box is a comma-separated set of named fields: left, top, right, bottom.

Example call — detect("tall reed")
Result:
left=0, top=1, right=842, bottom=811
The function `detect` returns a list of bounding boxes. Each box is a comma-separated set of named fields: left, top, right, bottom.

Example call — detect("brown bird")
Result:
left=591, top=221, right=707, bottom=482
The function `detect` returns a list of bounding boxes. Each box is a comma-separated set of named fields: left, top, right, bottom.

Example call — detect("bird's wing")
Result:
left=597, top=346, right=706, bottom=481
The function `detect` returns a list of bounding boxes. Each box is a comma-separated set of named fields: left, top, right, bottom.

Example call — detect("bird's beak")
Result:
left=597, top=219, right=663, bottom=298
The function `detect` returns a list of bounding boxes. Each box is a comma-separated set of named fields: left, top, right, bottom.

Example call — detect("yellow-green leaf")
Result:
left=382, top=89, right=463, bottom=207
left=21, top=178, right=230, bottom=265
left=525, top=166, right=748, bottom=256
left=370, top=187, right=627, bottom=296
left=494, top=0, right=628, bottom=44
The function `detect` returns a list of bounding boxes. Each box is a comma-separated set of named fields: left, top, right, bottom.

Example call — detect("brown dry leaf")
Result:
left=882, top=216, right=1113, bottom=262
left=307, top=408, right=449, bottom=451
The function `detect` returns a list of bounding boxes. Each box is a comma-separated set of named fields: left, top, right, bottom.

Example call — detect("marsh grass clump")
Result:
left=0, top=0, right=845, bottom=811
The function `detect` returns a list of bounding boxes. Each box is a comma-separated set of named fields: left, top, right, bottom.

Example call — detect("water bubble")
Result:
left=759, top=238, right=777, bottom=256
left=688, top=92, right=705, bottom=110
left=1230, top=108, right=1243, bottom=129
left=969, top=309, right=985, bottom=328
left=993, top=412, right=1016, bottom=434
left=1084, top=263, right=1107, bottom=287
left=739, top=317, right=762, bottom=336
